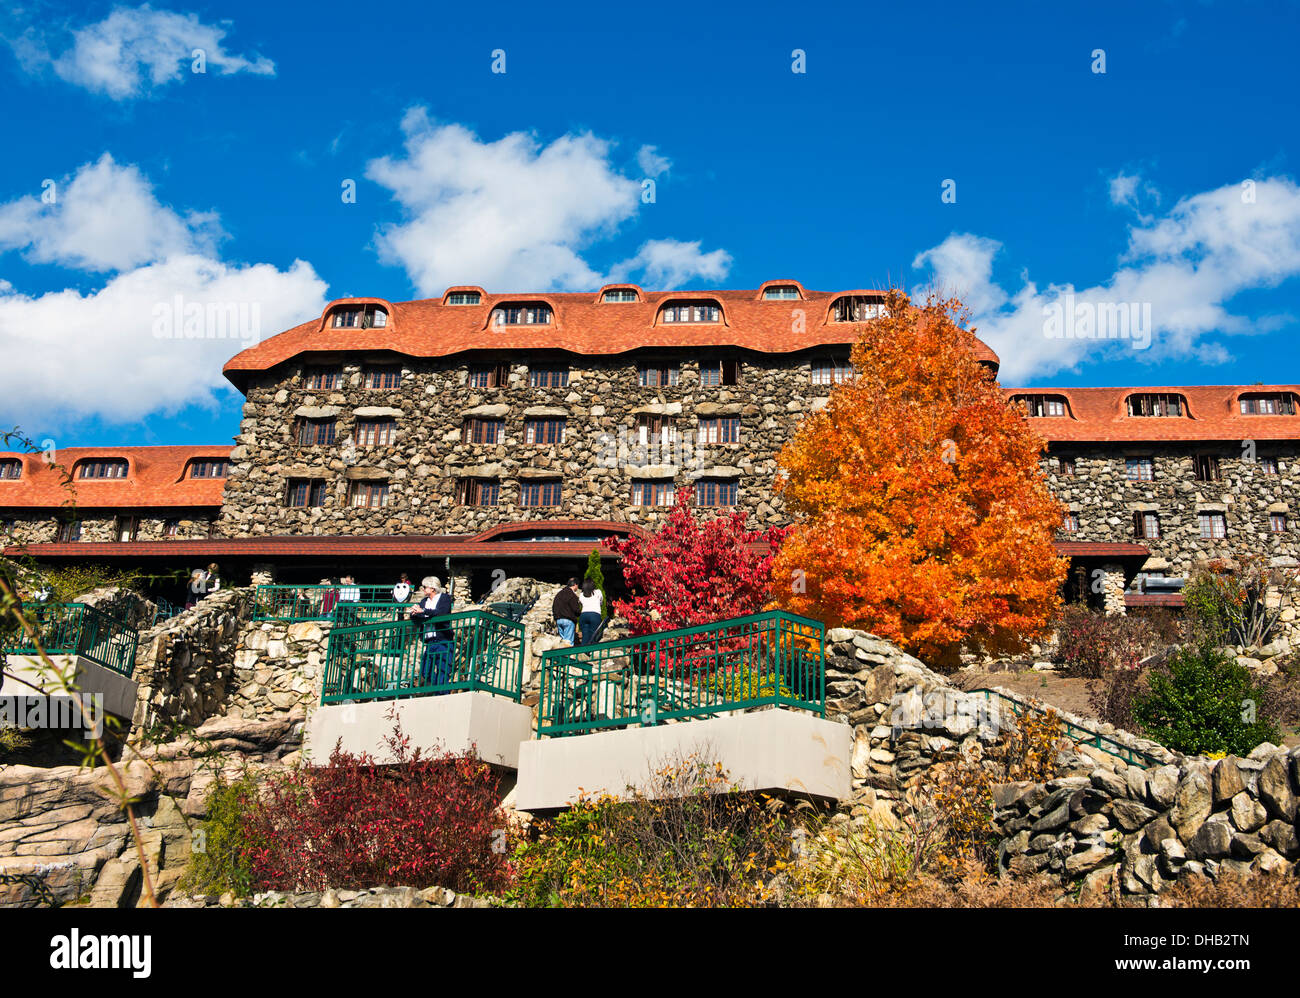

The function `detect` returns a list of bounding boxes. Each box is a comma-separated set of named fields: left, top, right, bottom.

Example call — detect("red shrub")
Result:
left=241, top=717, right=514, bottom=894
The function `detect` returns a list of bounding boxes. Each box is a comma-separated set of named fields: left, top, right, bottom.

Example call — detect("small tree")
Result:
left=603, top=487, right=787, bottom=635
left=1132, top=645, right=1280, bottom=755
left=584, top=548, right=608, bottom=618
left=771, top=289, right=1067, bottom=667
left=1184, top=554, right=1299, bottom=649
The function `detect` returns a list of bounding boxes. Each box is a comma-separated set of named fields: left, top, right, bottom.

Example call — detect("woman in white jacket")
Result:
left=576, top=577, right=604, bottom=645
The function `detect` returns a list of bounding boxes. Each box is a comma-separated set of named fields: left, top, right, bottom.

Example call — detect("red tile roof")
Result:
left=0, top=446, right=230, bottom=510
left=1052, top=540, right=1151, bottom=558
left=223, top=286, right=1000, bottom=387
left=1125, top=593, right=1186, bottom=607
left=1004, top=386, right=1300, bottom=442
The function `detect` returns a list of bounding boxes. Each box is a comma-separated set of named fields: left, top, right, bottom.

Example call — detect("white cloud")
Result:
left=0, top=153, right=220, bottom=272
left=609, top=239, right=732, bottom=288
left=366, top=109, right=729, bottom=293
left=1108, top=172, right=1141, bottom=208
left=0, top=157, right=326, bottom=430
left=10, top=4, right=274, bottom=99
left=637, top=145, right=672, bottom=178
left=912, top=176, right=1300, bottom=383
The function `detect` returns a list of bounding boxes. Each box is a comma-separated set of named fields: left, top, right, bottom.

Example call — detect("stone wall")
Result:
left=218, top=352, right=838, bottom=536
left=166, top=885, right=493, bottom=908
left=2, top=511, right=218, bottom=546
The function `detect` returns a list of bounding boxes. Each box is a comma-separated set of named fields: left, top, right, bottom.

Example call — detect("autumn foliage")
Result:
left=771, top=289, right=1067, bottom=667
left=603, top=486, right=788, bottom=636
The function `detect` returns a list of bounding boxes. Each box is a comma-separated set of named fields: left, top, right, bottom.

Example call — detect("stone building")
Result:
left=2, top=283, right=1296, bottom=607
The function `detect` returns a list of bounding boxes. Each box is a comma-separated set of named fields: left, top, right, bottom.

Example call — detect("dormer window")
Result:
left=493, top=304, right=552, bottom=325
left=0, top=459, right=21, bottom=480
left=832, top=296, right=887, bottom=322
left=77, top=459, right=128, bottom=480
left=1012, top=393, right=1069, bottom=417
left=1126, top=393, right=1185, bottom=417
left=330, top=304, right=388, bottom=329
left=603, top=289, right=639, bottom=303
left=661, top=302, right=721, bottom=323
left=763, top=285, right=800, bottom=300
left=447, top=291, right=481, bottom=305
left=1239, top=392, right=1297, bottom=415
left=189, top=459, right=230, bottom=479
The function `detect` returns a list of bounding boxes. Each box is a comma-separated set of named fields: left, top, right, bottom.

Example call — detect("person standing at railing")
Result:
left=577, top=577, right=604, bottom=645
left=551, top=577, right=580, bottom=644
left=392, top=573, right=412, bottom=604
left=185, top=568, right=207, bottom=609
left=319, top=578, right=340, bottom=616
left=410, top=576, right=454, bottom=688
left=338, top=574, right=360, bottom=604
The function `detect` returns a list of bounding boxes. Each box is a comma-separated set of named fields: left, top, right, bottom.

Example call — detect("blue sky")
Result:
left=1, top=0, right=1298, bottom=448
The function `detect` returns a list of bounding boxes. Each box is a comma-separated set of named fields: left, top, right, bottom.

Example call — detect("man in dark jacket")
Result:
left=552, top=577, right=580, bottom=644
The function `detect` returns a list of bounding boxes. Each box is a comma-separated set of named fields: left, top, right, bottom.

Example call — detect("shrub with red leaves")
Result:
left=241, top=715, right=514, bottom=894
left=602, top=485, right=788, bottom=637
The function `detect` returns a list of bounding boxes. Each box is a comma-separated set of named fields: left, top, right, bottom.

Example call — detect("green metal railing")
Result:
left=4, top=602, right=140, bottom=677
left=252, top=584, right=409, bottom=623
left=537, top=611, right=825, bottom=738
left=968, top=688, right=1165, bottom=768
left=321, top=610, right=525, bottom=704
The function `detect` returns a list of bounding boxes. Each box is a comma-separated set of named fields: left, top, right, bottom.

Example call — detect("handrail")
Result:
left=967, top=687, right=1165, bottom=768
left=537, top=610, right=825, bottom=738
left=252, top=584, right=408, bottom=622
left=321, top=610, right=525, bottom=705
left=3, top=602, right=139, bottom=678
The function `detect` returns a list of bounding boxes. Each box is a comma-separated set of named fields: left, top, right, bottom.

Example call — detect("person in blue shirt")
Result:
left=409, top=576, right=454, bottom=688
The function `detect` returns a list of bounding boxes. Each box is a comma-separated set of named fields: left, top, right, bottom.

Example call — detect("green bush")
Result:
left=178, top=771, right=262, bottom=897
left=584, top=548, right=608, bottom=618
left=1132, top=645, right=1280, bottom=755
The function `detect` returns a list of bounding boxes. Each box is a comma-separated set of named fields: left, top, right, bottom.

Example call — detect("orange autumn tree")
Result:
left=771, top=289, right=1067, bottom=668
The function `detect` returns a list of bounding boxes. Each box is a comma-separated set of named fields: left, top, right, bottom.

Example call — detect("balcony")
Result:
left=2, top=602, right=140, bottom=718
left=307, top=610, right=532, bottom=768
left=252, top=584, right=409, bottom=623
left=516, top=611, right=851, bottom=810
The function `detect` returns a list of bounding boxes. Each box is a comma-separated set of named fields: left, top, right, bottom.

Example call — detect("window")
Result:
left=463, top=418, right=503, bottom=444
left=700, top=359, right=741, bottom=386
left=286, top=479, right=328, bottom=507
left=1194, top=454, right=1222, bottom=482
left=811, top=358, right=853, bottom=385
left=1239, top=393, right=1297, bottom=415
left=602, top=289, right=638, bottom=302
left=77, top=459, right=128, bottom=479
left=1199, top=512, right=1227, bottom=539
left=163, top=519, right=180, bottom=538
left=304, top=367, right=340, bottom=390
left=638, top=362, right=679, bottom=387
left=631, top=479, right=676, bottom=506
left=363, top=366, right=401, bottom=390
left=519, top=480, right=562, bottom=507
left=528, top=365, right=570, bottom=388
left=1126, top=393, right=1185, bottom=417
left=524, top=418, right=565, bottom=445
left=330, top=304, right=388, bottom=328
left=636, top=414, right=677, bottom=446
left=832, top=296, right=887, bottom=322
left=0, top=459, right=21, bottom=480
left=492, top=304, right=552, bottom=325
left=1012, top=394, right=1068, bottom=417
left=1126, top=457, right=1154, bottom=482
left=447, top=291, right=481, bottom=305
left=1062, top=513, right=1079, bottom=533
left=698, top=416, right=741, bottom=444
left=349, top=481, right=390, bottom=508
left=355, top=418, right=396, bottom=447
left=697, top=479, right=739, bottom=506
left=1058, top=457, right=1076, bottom=476
left=189, top=459, right=229, bottom=479
left=0, top=519, right=14, bottom=536
left=1260, top=456, right=1280, bottom=475
left=114, top=516, right=138, bottom=542
left=1133, top=511, right=1160, bottom=539
left=293, top=418, right=336, bottom=447
left=763, top=286, right=800, bottom=300
left=660, top=303, right=721, bottom=323
left=57, top=520, right=81, bottom=542
left=1270, top=513, right=1288, bottom=533
left=468, top=363, right=511, bottom=388
left=456, top=478, right=499, bottom=506
left=206, top=518, right=220, bottom=539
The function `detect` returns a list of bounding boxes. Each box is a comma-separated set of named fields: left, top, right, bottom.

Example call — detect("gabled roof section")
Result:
left=0, top=446, right=231, bottom=510
left=1003, top=386, right=1300, bottom=442
left=223, top=285, right=1001, bottom=390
